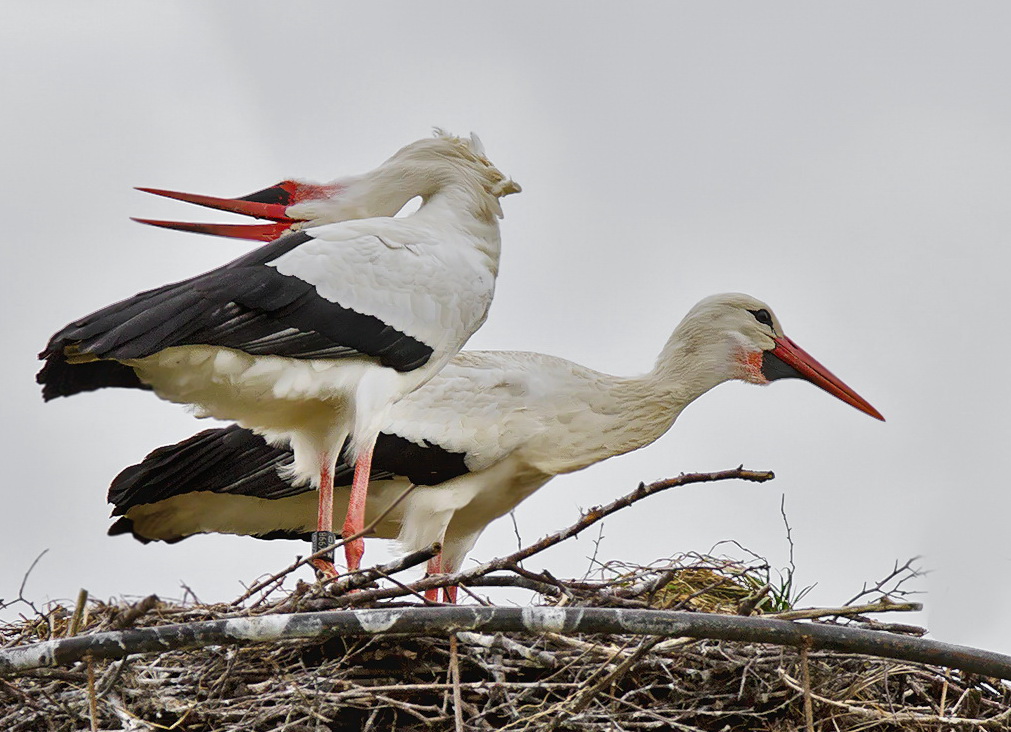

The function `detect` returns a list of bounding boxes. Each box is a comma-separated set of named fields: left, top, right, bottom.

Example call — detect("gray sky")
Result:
left=4, top=3, right=1010, bottom=655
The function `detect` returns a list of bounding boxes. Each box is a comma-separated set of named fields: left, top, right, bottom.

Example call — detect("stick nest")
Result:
left=3, top=552, right=1009, bottom=731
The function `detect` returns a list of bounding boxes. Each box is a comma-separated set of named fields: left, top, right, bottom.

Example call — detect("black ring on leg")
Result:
left=312, top=531, right=336, bottom=562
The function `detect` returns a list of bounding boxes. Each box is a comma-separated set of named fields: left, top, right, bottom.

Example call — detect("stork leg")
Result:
left=310, top=457, right=340, bottom=579
left=424, top=554, right=459, bottom=603
left=424, top=555, right=443, bottom=602
left=342, top=443, right=373, bottom=572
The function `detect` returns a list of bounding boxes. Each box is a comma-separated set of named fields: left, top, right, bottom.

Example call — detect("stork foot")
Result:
left=343, top=536, right=364, bottom=573
left=310, top=558, right=340, bottom=580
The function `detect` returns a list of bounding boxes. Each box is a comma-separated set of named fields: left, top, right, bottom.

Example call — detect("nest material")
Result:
left=2, top=553, right=1009, bottom=731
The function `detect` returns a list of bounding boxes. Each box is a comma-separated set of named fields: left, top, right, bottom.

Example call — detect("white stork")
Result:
left=107, top=293, right=883, bottom=601
left=38, top=131, right=520, bottom=578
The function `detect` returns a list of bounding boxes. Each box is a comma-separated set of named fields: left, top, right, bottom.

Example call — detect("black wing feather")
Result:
left=108, top=425, right=302, bottom=515
left=38, top=230, right=434, bottom=399
left=108, top=424, right=472, bottom=544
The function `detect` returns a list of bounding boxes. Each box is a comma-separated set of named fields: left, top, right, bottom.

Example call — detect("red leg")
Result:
left=424, top=554, right=442, bottom=602
left=310, top=457, right=339, bottom=579
left=342, top=443, right=373, bottom=572
left=317, top=459, right=334, bottom=532
left=423, top=555, right=459, bottom=603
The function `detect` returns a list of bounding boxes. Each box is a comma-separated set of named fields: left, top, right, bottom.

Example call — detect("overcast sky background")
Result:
left=3, top=3, right=1010, bottom=655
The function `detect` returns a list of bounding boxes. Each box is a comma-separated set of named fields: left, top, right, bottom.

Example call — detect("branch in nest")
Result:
left=769, top=599, right=922, bottom=622
left=3, top=606, right=1011, bottom=679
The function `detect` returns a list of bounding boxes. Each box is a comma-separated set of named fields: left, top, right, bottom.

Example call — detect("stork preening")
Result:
left=108, top=294, right=883, bottom=602
left=38, top=132, right=520, bottom=578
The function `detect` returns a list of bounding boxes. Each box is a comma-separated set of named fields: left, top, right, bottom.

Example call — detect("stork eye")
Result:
left=750, top=308, right=773, bottom=327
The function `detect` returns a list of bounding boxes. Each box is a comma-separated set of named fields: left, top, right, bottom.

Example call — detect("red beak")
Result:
left=132, top=180, right=341, bottom=242
left=764, top=336, right=884, bottom=421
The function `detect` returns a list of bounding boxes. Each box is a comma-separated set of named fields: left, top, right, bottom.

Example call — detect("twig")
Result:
left=768, top=599, right=922, bottom=621
left=19, top=551, right=47, bottom=602
left=613, top=568, right=679, bottom=601
left=371, top=568, right=440, bottom=606
left=67, top=589, right=88, bottom=637
left=455, top=583, right=490, bottom=606
left=465, top=575, right=565, bottom=597
left=0, top=550, right=48, bottom=616
left=799, top=641, right=814, bottom=732
left=457, top=632, right=558, bottom=668
left=86, top=656, right=98, bottom=732
left=482, top=468, right=774, bottom=572
left=450, top=634, right=464, bottom=732
left=736, top=583, right=772, bottom=616
left=780, top=494, right=795, bottom=576
left=95, top=658, right=129, bottom=698
left=111, top=594, right=159, bottom=630
left=853, top=619, right=927, bottom=636
left=844, top=557, right=924, bottom=607
left=582, top=523, right=607, bottom=579
left=509, top=510, right=523, bottom=555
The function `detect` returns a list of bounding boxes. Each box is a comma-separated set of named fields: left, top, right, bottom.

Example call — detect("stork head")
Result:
left=133, top=130, right=520, bottom=241
left=378, top=129, right=522, bottom=218
left=672, top=293, right=884, bottom=420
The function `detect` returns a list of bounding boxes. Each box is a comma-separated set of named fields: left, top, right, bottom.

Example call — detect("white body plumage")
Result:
left=116, top=293, right=884, bottom=575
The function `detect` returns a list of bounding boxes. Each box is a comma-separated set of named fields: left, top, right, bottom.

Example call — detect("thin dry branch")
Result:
left=769, top=599, right=922, bottom=622
left=67, top=589, right=88, bottom=638
left=0, top=549, right=48, bottom=618
left=844, top=557, right=924, bottom=607
left=301, top=467, right=775, bottom=607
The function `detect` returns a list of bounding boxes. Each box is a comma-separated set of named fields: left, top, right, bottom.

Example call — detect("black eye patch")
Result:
left=749, top=308, right=773, bottom=327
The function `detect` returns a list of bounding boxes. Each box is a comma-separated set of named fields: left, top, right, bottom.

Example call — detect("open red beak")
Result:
left=763, top=336, right=884, bottom=421
left=132, top=180, right=340, bottom=242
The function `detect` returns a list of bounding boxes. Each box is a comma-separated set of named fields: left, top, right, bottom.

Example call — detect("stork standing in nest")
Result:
left=38, top=132, right=521, bottom=578
left=108, top=294, right=883, bottom=602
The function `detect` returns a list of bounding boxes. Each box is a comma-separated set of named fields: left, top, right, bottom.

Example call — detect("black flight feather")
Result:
left=108, top=424, right=472, bottom=544
left=38, top=230, right=433, bottom=400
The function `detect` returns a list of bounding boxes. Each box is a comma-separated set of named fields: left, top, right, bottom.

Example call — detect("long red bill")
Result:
left=134, top=180, right=346, bottom=241
left=136, top=186, right=293, bottom=221
left=129, top=218, right=294, bottom=242
left=764, top=336, right=884, bottom=421
left=133, top=182, right=310, bottom=241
